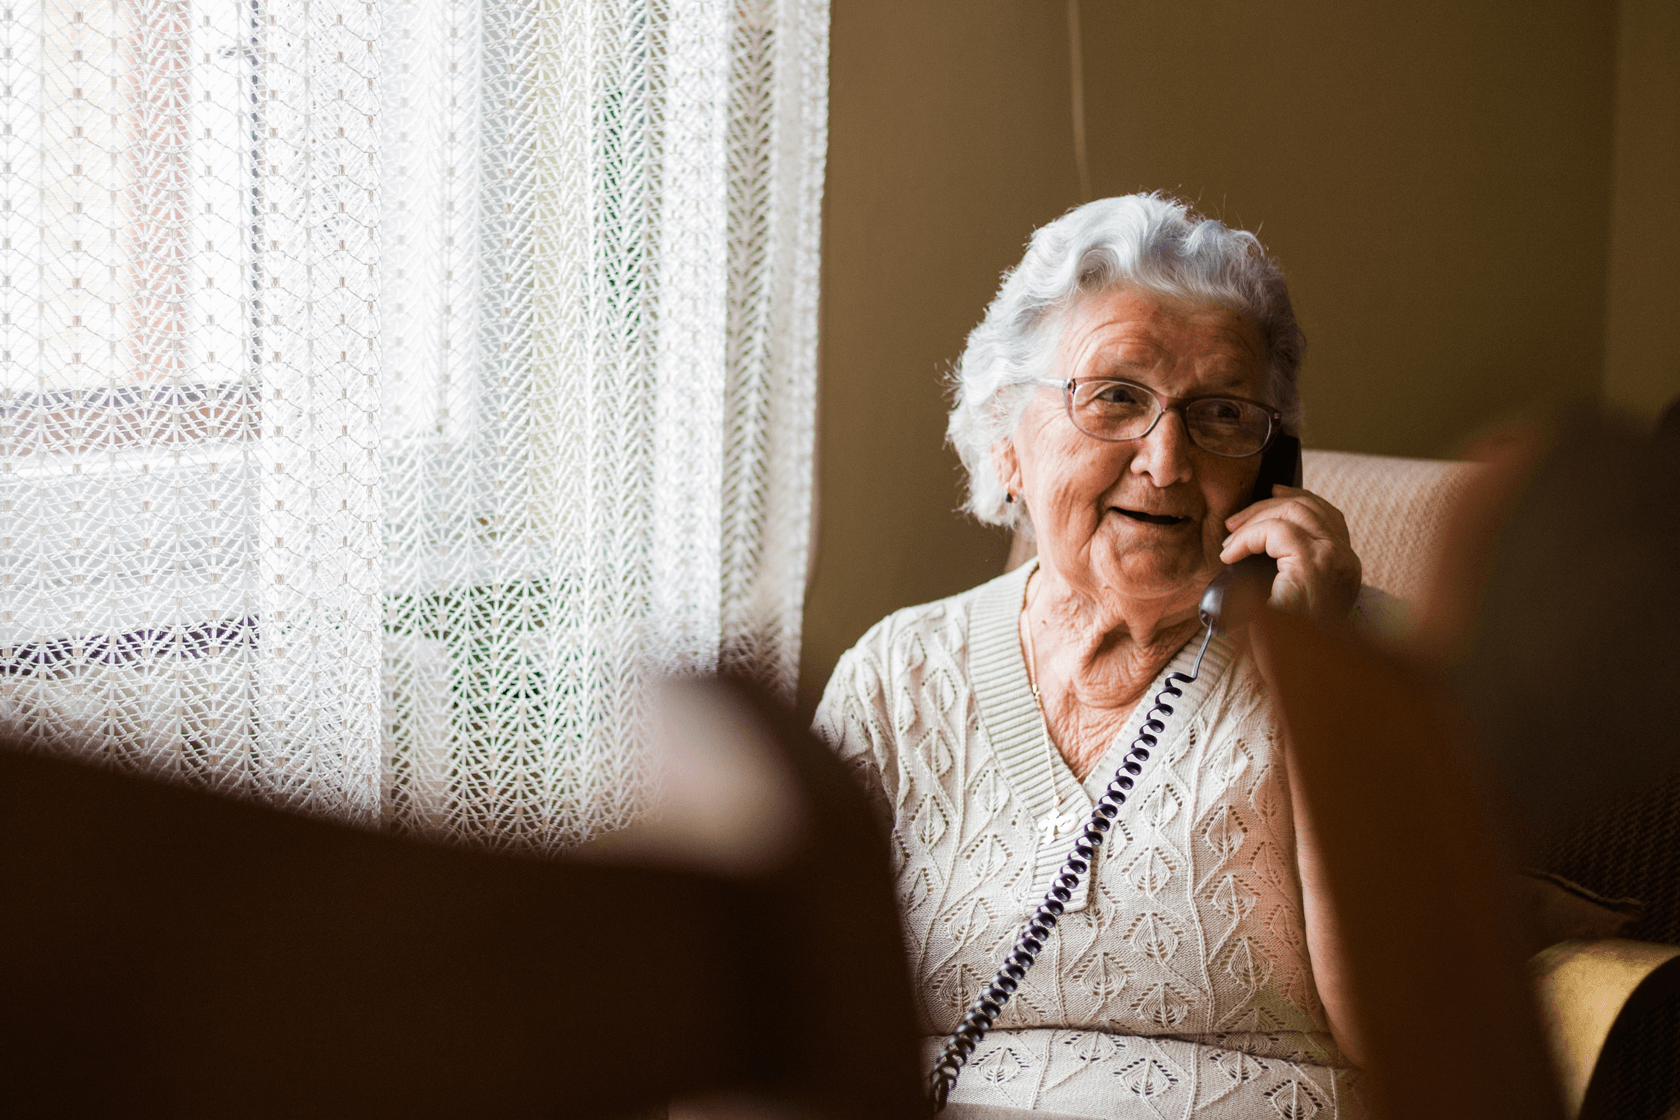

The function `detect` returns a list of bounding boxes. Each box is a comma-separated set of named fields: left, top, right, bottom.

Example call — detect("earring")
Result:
left=1005, top=493, right=1015, bottom=504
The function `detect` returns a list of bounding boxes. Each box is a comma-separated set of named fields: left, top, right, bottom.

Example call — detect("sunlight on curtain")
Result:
left=0, top=0, right=828, bottom=846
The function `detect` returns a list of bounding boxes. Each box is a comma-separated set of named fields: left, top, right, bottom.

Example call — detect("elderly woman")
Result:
left=814, top=194, right=1373, bottom=1118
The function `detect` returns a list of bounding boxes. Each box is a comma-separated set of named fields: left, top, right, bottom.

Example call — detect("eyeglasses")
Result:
left=1032, top=377, right=1282, bottom=459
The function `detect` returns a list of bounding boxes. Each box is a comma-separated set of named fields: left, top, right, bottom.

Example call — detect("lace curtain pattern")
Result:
left=0, top=0, right=828, bottom=847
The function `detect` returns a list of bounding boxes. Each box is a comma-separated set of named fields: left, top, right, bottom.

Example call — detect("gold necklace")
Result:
left=1022, top=567, right=1076, bottom=842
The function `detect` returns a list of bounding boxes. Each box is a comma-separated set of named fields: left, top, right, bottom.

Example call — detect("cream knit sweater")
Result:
left=814, top=561, right=1368, bottom=1119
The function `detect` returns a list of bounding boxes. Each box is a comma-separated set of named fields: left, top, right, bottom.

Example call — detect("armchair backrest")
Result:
left=1299, top=448, right=1482, bottom=604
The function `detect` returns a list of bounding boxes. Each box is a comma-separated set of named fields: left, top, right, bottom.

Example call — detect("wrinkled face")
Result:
left=997, top=288, right=1269, bottom=610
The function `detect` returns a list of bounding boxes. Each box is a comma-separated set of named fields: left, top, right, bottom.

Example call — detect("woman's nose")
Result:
left=1130, top=408, right=1195, bottom=485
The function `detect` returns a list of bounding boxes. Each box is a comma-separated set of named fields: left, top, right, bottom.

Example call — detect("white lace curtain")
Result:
left=0, top=0, right=828, bottom=848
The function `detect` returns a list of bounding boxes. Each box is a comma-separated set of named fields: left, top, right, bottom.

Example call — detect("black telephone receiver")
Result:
left=1251, top=431, right=1304, bottom=506
left=1198, top=433, right=1303, bottom=633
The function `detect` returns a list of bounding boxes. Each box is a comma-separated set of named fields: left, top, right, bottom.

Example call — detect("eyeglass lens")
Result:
left=1070, top=380, right=1272, bottom=456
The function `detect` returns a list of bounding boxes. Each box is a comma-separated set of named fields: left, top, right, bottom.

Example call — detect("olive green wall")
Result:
left=1077, top=1, right=1617, bottom=458
left=799, top=0, right=1668, bottom=714
left=800, top=1, right=1075, bottom=711
left=1603, top=0, right=1680, bottom=422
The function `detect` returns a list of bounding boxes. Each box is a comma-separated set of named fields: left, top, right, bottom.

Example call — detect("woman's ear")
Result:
left=992, top=440, right=1024, bottom=505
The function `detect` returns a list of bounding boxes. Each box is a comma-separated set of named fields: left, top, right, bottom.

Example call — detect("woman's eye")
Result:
left=1199, top=400, right=1246, bottom=425
left=1090, top=383, right=1151, bottom=408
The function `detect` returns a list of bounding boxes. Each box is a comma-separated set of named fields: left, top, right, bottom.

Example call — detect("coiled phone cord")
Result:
left=926, top=621, right=1217, bottom=1110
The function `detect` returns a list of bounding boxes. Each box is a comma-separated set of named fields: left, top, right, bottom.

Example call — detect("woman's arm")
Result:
left=811, top=641, right=899, bottom=829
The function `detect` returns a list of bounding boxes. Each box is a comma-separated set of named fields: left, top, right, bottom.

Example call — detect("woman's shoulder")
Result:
left=839, top=565, right=1026, bottom=670
left=815, top=567, right=1026, bottom=780
left=824, top=566, right=1029, bottom=708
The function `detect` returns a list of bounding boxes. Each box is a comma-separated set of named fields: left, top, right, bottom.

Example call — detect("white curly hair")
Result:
left=946, top=193, right=1305, bottom=533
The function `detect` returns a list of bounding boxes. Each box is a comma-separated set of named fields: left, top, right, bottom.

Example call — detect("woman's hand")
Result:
left=1220, top=485, right=1362, bottom=623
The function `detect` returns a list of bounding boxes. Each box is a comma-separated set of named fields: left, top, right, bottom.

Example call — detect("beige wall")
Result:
left=1603, top=0, right=1680, bottom=422
left=1079, top=1, right=1617, bottom=457
left=800, top=0, right=1660, bottom=714
left=799, top=1, right=1080, bottom=711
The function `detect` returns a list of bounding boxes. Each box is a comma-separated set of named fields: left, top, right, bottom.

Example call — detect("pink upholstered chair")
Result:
left=1298, top=448, right=1480, bottom=604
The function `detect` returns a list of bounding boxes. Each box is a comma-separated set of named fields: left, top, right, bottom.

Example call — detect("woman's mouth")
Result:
left=1115, top=507, right=1190, bottom=527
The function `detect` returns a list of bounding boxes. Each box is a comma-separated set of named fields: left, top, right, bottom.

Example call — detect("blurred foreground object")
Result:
left=1251, top=607, right=1565, bottom=1120
left=1429, top=410, right=1680, bottom=1120
left=1241, top=408, right=1680, bottom=1119
left=1294, top=408, right=1680, bottom=1119
left=1436, top=412, right=1680, bottom=856
left=0, top=677, right=923, bottom=1119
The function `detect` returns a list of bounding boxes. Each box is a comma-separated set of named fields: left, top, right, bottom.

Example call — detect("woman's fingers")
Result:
left=1226, top=485, right=1349, bottom=540
left=1219, top=514, right=1312, bottom=567
left=1219, top=490, right=1362, bottom=621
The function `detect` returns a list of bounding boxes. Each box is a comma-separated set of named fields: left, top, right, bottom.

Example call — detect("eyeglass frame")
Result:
left=1028, top=377, right=1284, bottom=459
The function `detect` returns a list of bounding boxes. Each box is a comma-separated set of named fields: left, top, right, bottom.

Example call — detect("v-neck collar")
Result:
left=1076, top=628, right=1235, bottom=802
left=967, top=558, right=1237, bottom=913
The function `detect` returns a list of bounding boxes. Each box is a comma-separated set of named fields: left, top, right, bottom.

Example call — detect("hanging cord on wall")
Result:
left=1067, top=0, right=1092, bottom=202
left=926, top=621, right=1218, bottom=1109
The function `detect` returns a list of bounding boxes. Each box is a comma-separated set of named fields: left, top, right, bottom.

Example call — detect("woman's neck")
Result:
left=1022, top=562, right=1204, bottom=777
left=1028, top=563, right=1202, bottom=668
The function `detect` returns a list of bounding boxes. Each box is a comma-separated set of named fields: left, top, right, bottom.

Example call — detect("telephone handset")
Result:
left=929, top=432, right=1305, bottom=1109
left=1199, top=432, right=1304, bottom=633
left=1254, top=431, right=1305, bottom=502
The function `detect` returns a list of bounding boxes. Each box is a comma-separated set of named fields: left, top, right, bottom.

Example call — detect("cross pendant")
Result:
left=1037, top=805, right=1080, bottom=844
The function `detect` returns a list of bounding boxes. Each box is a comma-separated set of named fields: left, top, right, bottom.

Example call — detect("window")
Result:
left=1, top=0, right=828, bottom=842
left=3, top=0, right=260, bottom=774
